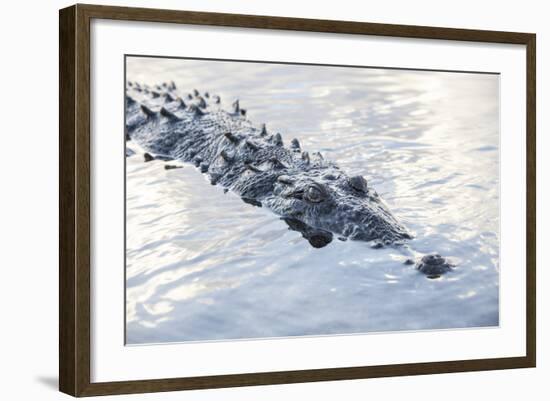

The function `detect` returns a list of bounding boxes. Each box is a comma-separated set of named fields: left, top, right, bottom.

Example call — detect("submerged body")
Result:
left=126, top=81, right=413, bottom=248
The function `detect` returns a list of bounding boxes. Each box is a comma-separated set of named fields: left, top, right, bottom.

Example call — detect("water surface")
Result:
left=125, top=57, right=499, bottom=344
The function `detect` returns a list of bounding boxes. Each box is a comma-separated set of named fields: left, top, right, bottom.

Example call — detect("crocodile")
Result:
left=125, top=81, right=453, bottom=276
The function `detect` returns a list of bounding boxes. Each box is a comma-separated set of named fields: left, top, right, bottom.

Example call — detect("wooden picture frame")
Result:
left=59, top=3, right=536, bottom=397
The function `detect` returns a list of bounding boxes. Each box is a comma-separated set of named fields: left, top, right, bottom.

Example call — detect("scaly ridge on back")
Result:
left=125, top=81, right=413, bottom=246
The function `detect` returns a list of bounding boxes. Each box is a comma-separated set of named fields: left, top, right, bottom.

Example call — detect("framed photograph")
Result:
left=59, top=4, right=536, bottom=397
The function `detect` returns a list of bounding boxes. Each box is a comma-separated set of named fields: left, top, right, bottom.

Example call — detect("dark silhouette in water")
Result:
left=125, top=81, right=453, bottom=275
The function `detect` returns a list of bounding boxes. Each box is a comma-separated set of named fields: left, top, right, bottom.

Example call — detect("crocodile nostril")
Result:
left=349, top=175, right=368, bottom=193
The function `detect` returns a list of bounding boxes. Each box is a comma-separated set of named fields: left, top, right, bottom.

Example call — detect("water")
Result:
left=125, top=57, right=500, bottom=344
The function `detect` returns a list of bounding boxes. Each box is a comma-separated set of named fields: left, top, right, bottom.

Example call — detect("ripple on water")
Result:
left=125, top=59, right=500, bottom=344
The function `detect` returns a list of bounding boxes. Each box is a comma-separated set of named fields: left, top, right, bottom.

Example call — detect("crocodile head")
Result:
left=267, top=171, right=412, bottom=244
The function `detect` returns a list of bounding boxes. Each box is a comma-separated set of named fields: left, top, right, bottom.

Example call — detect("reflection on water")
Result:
left=125, top=57, right=499, bottom=344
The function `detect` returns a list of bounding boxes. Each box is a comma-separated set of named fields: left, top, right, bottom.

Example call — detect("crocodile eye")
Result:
left=305, top=185, right=325, bottom=203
